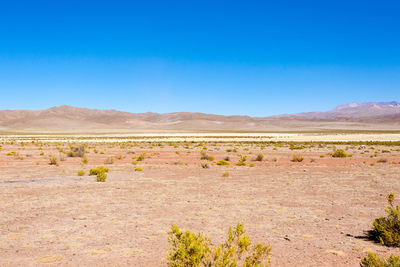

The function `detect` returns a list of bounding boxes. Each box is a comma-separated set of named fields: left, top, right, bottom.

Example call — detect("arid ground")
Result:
left=1, top=134, right=400, bottom=266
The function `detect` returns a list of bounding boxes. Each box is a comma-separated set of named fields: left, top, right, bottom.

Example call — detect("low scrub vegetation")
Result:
left=77, top=170, right=85, bottom=176
left=361, top=252, right=400, bottom=267
left=89, top=166, right=109, bottom=176
left=200, top=151, right=214, bottom=161
left=136, top=153, right=145, bottom=161
left=255, top=153, right=264, bottom=161
left=216, top=160, right=230, bottom=166
left=48, top=156, right=58, bottom=165
left=369, top=193, right=400, bottom=247
left=289, top=144, right=305, bottom=150
left=96, top=172, right=107, bottom=182
left=332, top=149, right=350, bottom=158
left=236, top=155, right=247, bottom=166
left=67, top=145, right=85, bottom=157
left=167, top=222, right=271, bottom=267
left=201, top=162, right=210, bottom=169
left=291, top=154, right=304, bottom=162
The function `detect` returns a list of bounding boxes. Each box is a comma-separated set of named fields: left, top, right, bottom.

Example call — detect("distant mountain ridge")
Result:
left=0, top=102, right=399, bottom=131
left=277, top=101, right=400, bottom=120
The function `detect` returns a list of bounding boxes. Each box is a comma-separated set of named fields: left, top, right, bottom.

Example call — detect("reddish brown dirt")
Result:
left=1, top=142, right=400, bottom=266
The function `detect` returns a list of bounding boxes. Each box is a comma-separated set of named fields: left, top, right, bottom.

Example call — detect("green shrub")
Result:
left=236, top=155, right=247, bottom=166
left=216, top=160, right=230, bottom=166
left=361, top=252, right=400, bottom=267
left=166, top=223, right=271, bottom=267
left=136, top=153, right=145, bottom=161
left=77, top=170, right=85, bottom=176
left=81, top=157, right=88, bottom=164
left=96, top=172, right=107, bottom=182
left=370, top=193, right=400, bottom=247
left=89, top=166, right=109, bottom=176
left=332, top=149, right=349, bottom=158
left=135, top=167, right=143, bottom=171
left=255, top=154, right=264, bottom=161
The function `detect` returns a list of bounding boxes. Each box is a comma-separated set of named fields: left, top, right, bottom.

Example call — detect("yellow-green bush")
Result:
left=136, top=153, right=145, bottom=161
left=361, top=252, right=400, bottom=267
left=370, top=193, right=400, bottom=247
left=96, top=172, right=107, bottom=182
left=255, top=154, right=264, bottom=161
left=77, top=170, right=85, bottom=176
left=89, top=166, right=109, bottom=176
left=167, top=223, right=271, bottom=267
left=332, top=149, right=349, bottom=158
left=216, top=160, right=230, bottom=166
left=236, top=155, right=247, bottom=166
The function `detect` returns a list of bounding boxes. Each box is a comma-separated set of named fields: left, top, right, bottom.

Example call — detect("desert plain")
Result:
left=1, top=132, right=400, bottom=266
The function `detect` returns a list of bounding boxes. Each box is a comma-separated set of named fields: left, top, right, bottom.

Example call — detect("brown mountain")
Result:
left=0, top=102, right=399, bottom=132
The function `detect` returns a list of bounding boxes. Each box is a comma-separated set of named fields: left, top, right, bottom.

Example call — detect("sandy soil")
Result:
left=1, top=139, right=400, bottom=266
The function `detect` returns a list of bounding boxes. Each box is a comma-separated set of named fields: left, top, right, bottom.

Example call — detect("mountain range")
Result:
left=0, top=102, right=399, bottom=132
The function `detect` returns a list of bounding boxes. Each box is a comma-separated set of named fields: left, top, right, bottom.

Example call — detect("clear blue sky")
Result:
left=0, top=0, right=399, bottom=116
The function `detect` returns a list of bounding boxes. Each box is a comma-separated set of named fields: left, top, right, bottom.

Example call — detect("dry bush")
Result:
left=104, top=157, right=114, bottom=164
left=377, top=158, right=388, bottom=163
left=49, top=156, right=58, bottom=165
left=291, top=154, right=304, bottom=162
left=201, top=162, right=210, bottom=169
left=67, top=145, right=85, bottom=157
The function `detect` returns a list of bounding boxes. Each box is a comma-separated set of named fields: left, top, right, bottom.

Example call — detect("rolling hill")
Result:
left=0, top=102, right=399, bottom=132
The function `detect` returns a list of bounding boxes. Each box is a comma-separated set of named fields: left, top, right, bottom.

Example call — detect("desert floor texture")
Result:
left=1, top=134, right=400, bottom=266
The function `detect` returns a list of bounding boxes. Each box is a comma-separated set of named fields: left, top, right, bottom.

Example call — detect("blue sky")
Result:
left=0, top=0, right=399, bottom=116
